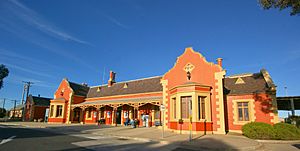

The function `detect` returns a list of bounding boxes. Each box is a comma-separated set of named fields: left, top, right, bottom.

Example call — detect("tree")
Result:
left=259, top=0, right=300, bottom=15
left=0, top=107, right=6, bottom=118
left=0, top=64, right=9, bottom=90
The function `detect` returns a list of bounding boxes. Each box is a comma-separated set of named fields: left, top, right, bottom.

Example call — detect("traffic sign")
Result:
left=160, top=104, right=165, bottom=111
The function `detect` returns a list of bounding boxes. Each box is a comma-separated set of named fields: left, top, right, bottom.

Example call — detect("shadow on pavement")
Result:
left=292, top=144, right=300, bottom=149
left=76, top=136, right=236, bottom=151
left=0, top=123, right=260, bottom=151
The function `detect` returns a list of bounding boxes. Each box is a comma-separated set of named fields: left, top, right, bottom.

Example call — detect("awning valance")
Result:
left=72, top=96, right=162, bottom=107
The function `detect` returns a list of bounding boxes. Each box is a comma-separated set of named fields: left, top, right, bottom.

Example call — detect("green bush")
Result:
left=242, top=122, right=300, bottom=140
left=242, top=122, right=276, bottom=139
left=274, top=123, right=300, bottom=140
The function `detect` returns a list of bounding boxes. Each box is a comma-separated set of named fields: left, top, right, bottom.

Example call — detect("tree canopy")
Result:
left=0, top=64, right=9, bottom=90
left=0, top=108, right=6, bottom=118
left=259, top=0, right=300, bottom=15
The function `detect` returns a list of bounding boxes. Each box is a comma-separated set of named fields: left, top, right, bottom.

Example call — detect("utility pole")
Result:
left=23, top=81, right=34, bottom=100
left=284, top=86, right=288, bottom=97
left=22, top=81, right=33, bottom=121
left=1, top=98, right=5, bottom=120
left=2, top=98, right=5, bottom=110
left=12, top=100, right=16, bottom=119
left=21, top=84, right=27, bottom=105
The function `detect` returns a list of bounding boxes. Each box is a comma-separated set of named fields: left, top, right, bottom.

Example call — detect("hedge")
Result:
left=274, top=123, right=300, bottom=140
left=242, top=122, right=300, bottom=140
left=242, top=122, right=276, bottom=139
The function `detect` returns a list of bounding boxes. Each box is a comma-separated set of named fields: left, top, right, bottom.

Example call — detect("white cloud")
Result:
left=3, top=63, right=54, bottom=79
left=102, top=14, right=128, bottom=29
left=6, top=74, right=56, bottom=88
left=8, top=0, right=91, bottom=45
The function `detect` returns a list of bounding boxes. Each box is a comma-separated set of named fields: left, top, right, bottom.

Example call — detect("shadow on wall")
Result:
left=253, top=92, right=273, bottom=114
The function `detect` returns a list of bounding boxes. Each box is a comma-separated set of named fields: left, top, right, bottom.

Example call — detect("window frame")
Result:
left=237, top=102, right=249, bottom=121
left=56, top=105, right=63, bottom=117
left=50, top=105, right=54, bottom=117
left=232, top=99, right=255, bottom=125
left=172, top=97, right=176, bottom=119
left=181, top=96, right=192, bottom=119
left=198, top=96, right=206, bottom=120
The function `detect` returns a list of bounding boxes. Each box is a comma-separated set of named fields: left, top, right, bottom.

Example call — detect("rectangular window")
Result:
left=181, top=96, right=192, bottom=119
left=50, top=105, right=54, bottom=117
left=172, top=97, right=176, bottom=119
left=198, top=96, right=206, bottom=120
left=238, top=102, right=249, bottom=121
left=56, top=105, right=63, bottom=117
left=201, top=97, right=205, bottom=119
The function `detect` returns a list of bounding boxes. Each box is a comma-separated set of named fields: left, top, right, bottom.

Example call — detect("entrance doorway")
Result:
left=116, top=108, right=122, bottom=124
left=72, top=107, right=82, bottom=123
left=139, top=103, right=160, bottom=127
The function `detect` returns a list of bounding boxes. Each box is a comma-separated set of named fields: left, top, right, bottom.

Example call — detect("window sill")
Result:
left=196, top=119, right=211, bottom=122
left=54, top=116, right=63, bottom=118
left=233, top=120, right=252, bottom=125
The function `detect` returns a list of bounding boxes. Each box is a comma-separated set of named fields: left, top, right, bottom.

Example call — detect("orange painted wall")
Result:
left=48, top=117, right=66, bottom=123
left=162, top=48, right=222, bottom=131
left=48, top=79, right=73, bottom=123
left=84, top=110, right=98, bottom=124
left=25, top=100, right=32, bottom=121
left=226, top=93, right=274, bottom=131
left=169, top=121, right=213, bottom=131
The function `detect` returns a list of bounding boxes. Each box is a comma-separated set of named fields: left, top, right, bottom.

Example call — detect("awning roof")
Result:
left=72, top=96, right=162, bottom=107
left=277, top=96, right=300, bottom=110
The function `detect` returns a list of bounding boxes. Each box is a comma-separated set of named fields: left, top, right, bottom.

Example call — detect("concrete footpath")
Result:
left=84, top=126, right=262, bottom=150
left=1, top=122, right=263, bottom=150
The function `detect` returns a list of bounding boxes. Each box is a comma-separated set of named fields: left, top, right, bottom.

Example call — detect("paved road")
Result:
left=0, top=125, right=92, bottom=151
left=2, top=124, right=299, bottom=151
left=0, top=125, right=180, bottom=151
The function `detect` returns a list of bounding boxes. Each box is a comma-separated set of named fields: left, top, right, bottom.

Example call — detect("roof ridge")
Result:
left=69, top=81, right=90, bottom=88
left=226, top=73, right=256, bottom=78
left=90, top=75, right=162, bottom=88
left=32, top=96, right=52, bottom=99
left=260, top=69, right=276, bottom=89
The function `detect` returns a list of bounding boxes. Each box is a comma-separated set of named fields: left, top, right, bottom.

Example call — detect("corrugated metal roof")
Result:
left=87, top=76, right=162, bottom=98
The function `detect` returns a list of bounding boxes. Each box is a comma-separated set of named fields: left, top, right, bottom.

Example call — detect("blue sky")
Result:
left=0, top=0, right=299, bottom=117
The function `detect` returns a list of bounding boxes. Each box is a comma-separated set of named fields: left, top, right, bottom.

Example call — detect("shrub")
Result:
left=242, top=122, right=276, bottom=139
left=274, top=123, right=300, bottom=140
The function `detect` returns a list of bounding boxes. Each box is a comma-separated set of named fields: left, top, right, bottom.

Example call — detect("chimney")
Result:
left=216, top=58, right=223, bottom=67
left=108, top=71, right=116, bottom=87
left=82, top=83, right=88, bottom=87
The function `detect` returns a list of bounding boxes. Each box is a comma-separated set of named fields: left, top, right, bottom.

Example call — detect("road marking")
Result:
left=0, top=136, right=16, bottom=145
left=71, top=134, right=107, bottom=140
